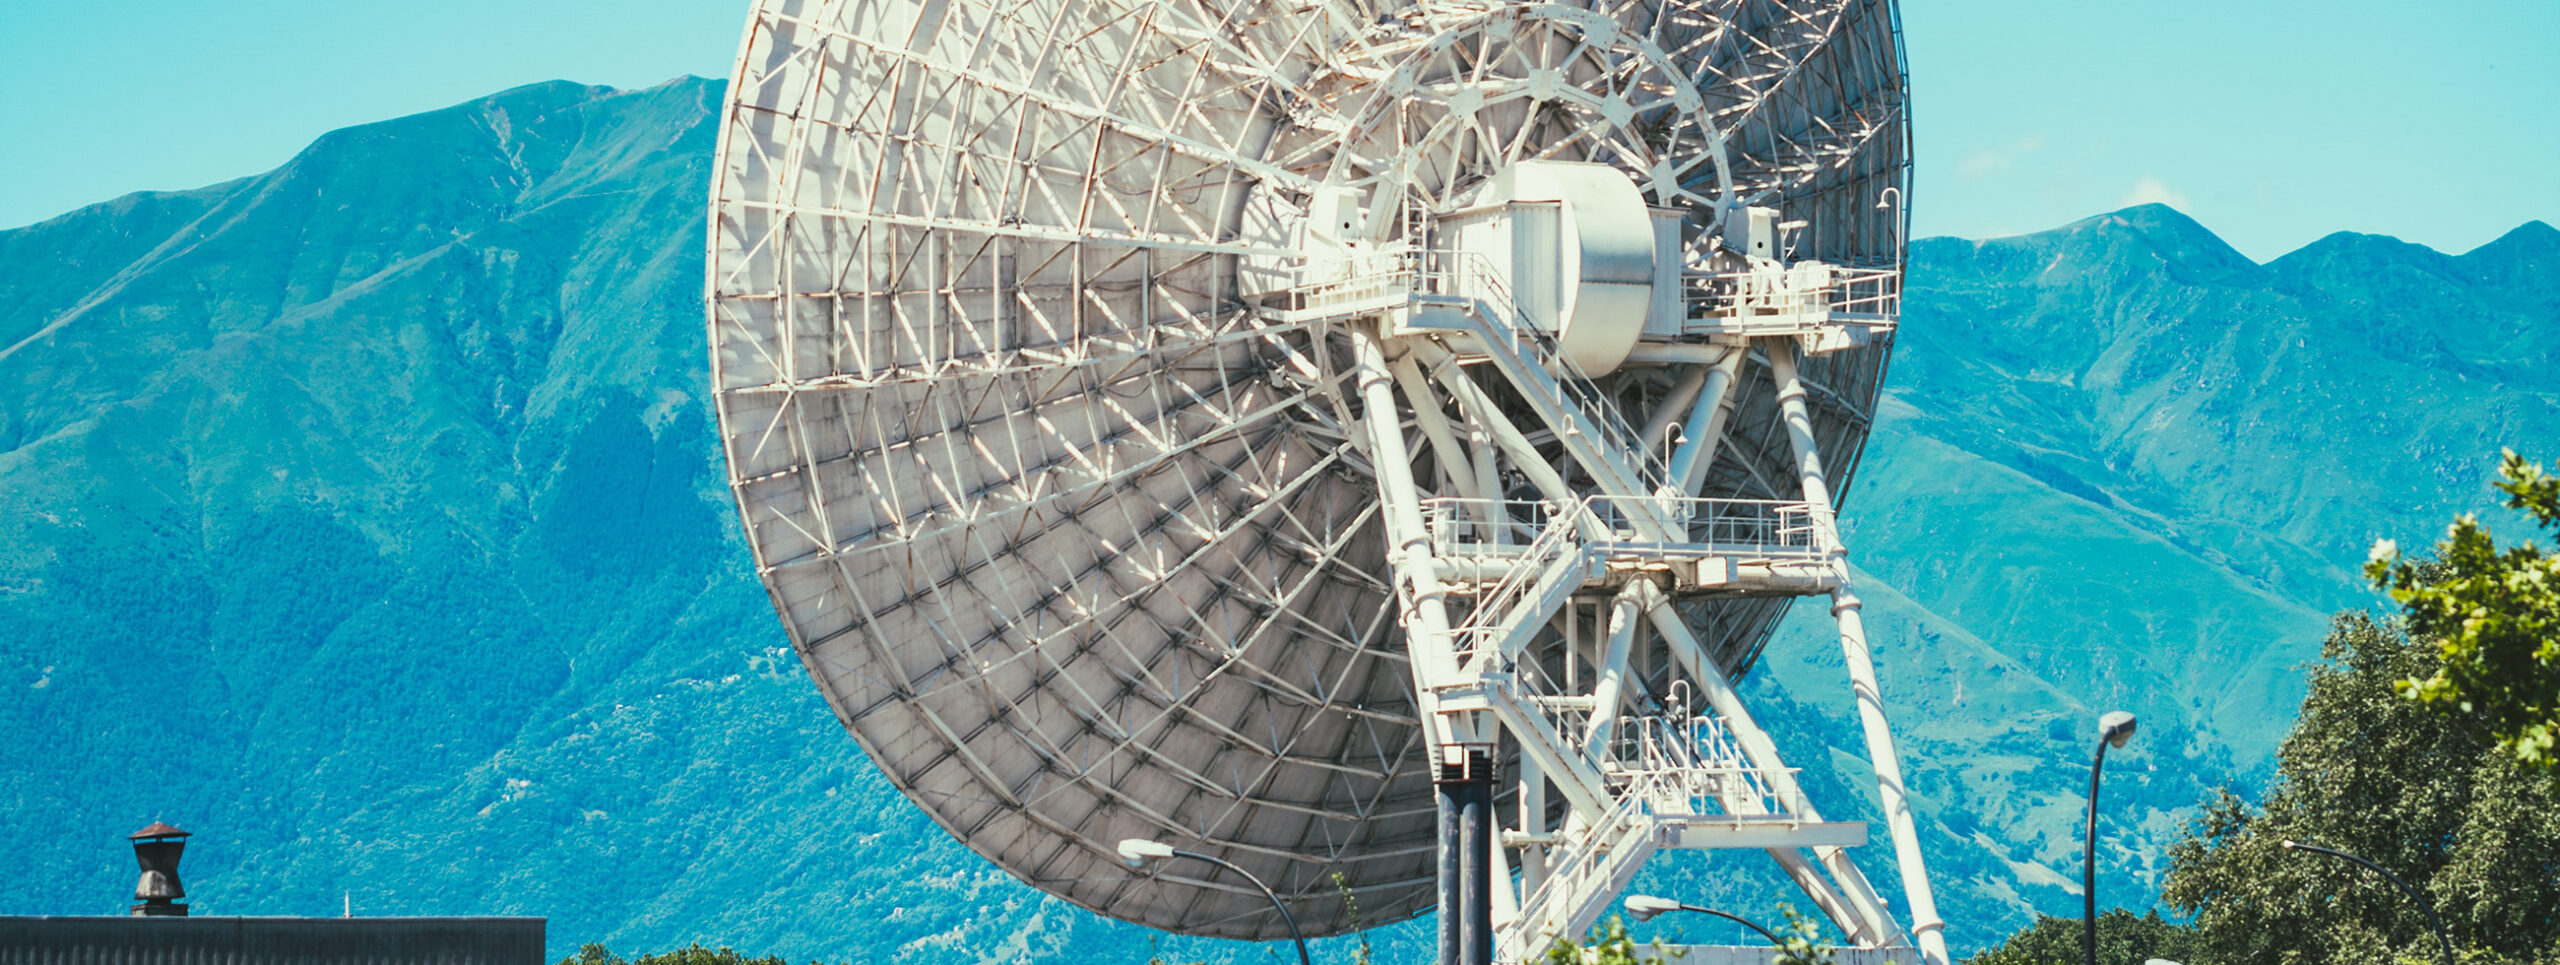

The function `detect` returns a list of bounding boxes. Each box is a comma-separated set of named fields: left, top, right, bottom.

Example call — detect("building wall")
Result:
left=0, top=917, right=544, bottom=965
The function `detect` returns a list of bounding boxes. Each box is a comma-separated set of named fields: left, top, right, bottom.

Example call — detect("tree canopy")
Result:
left=2158, top=613, right=2560, bottom=965
left=557, top=945, right=793, bottom=965
left=2367, top=449, right=2560, bottom=767
left=1962, top=909, right=2195, bottom=965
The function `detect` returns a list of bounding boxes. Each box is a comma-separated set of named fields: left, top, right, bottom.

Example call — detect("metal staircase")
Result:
left=1263, top=242, right=1934, bottom=963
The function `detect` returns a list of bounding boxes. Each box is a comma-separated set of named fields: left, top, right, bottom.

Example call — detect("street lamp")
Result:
left=2084, top=711, right=2137, bottom=965
left=1118, top=839, right=1312, bottom=965
left=1623, top=895, right=1784, bottom=946
left=2279, top=840, right=2453, bottom=965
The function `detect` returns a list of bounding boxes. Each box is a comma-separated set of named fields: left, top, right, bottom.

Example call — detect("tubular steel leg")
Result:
left=1643, top=596, right=1903, bottom=946
left=1515, top=749, right=1546, bottom=910
left=1457, top=750, right=1495, bottom=965
left=1768, top=340, right=1949, bottom=965
left=1362, top=325, right=1484, bottom=965
left=1831, top=588, right=1947, bottom=962
left=1668, top=347, right=1746, bottom=496
left=1637, top=363, right=1711, bottom=454
left=1354, top=327, right=1465, bottom=719
left=1438, top=771, right=1462, bottom=965
left=1439, top=749, right=1496, bottom=965
left=1581, top=587, right=1646, bottom=757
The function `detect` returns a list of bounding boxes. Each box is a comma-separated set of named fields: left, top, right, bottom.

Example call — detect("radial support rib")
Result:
left=1768, top=339, right=1951, bottom=965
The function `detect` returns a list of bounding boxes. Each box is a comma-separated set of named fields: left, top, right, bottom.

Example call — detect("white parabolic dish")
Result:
left=706, top=0, right=1909, bottom=943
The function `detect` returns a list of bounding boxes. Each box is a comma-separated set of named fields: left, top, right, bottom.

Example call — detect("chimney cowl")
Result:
left=128, top=821, right=191, bottom=917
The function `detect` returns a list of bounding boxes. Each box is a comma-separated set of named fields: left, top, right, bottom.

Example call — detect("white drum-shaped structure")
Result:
left=707, top=0, right=1912, bottom=948
left=1442, top=161, right=1656, bottom=374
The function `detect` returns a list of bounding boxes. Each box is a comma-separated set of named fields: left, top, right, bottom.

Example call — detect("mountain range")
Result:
left=3, top=77, right=2553, bottom=962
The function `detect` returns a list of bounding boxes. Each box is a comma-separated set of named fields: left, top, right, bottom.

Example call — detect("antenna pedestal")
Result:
left=1435, top=749, right=1496, bottom=965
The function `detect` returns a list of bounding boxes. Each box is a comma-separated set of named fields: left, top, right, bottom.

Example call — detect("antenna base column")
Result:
left=1436, top=747, right=1497, bottom=965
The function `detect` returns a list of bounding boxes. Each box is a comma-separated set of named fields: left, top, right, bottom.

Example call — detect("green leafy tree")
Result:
left=1140, top=933, right=1206, bottom=965
left=1544, top=914, right=1658, bottom=965
left=556, top=945, right=791, bottom=965
left=1546, top=906, right=1835, bottom=965
left=1332, top=872, right=1373, bottom=965
left=2367, top=449, right=2560, bottom=766
left=1769, top=906, right=1839, bottom=965
left=2158, top=613, right=2560, bottom=965
left=559, top=945, right=625, bottom=965
left=1961, top=909, right=2196, bottom=965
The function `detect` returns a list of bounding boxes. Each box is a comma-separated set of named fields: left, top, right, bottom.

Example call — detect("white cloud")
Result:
left=2118, top=174, right=2191, bottom=211
left=1955, top=133, right=2046, bottom=179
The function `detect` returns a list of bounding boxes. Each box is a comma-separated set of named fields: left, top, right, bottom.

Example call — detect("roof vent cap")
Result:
left=128, top=822, right=191, bottom=917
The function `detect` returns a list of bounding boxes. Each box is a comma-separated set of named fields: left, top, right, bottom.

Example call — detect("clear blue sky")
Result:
left=3, top=0, right=2554, bottom=260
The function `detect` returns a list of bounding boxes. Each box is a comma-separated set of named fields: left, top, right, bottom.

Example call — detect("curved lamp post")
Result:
left=1624, top=895, right=1784, bottom=946
left=2084, top=711, right=2137, bottom=965
left=2280, top=840, right=2453, bottom=965
left=1118, top=839, right=1311, bottom=965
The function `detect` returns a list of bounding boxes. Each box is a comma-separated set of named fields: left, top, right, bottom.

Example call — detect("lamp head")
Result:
left=2099, top=710, right=2138, bottom=748
left=1623, top=895, right=1681, bottom=923
left=1116, top=838, right=1175, bottom=868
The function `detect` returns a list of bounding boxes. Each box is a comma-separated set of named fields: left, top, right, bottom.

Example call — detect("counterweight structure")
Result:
left=704, top=0, right=1933, bottom=960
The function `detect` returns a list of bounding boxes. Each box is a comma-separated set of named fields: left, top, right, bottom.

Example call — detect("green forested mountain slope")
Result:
left=1712, top=206, right=2560, bottom=934
left=1, top=80, right=2551, bottom=960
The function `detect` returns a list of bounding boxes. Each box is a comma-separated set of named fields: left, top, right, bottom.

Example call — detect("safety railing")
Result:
left=1277, top=252, right=1417, bottom=318
left=1287, top=252, right=1901, bottom=337
left=1421, top=497, right=1556, bottom=556
left=1612, top=715, right=1808, bottom=820
left=1506, top=788, right=1655, bottom=962
left=1620, top=496, right=1826, bottom=557
left=1421, top=495, right=1824, bottom=559
left=1608, top=684, right=1809, bottom=820
left=1430, top=501, right=1581, bottom=662
left=1683, top=262, right=1901, bottom=326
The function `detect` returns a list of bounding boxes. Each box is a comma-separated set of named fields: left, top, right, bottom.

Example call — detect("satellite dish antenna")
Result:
left=706, top=0, right=1932, bottom=962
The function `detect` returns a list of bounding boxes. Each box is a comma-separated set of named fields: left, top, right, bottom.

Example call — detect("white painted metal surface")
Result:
left=705, top=0, right=1924, bottom=958
left=1454, top=161, right=1655, bottom=374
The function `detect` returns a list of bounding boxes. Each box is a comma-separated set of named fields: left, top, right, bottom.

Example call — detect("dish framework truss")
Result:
left=704, top=0, right=1938, bottom=960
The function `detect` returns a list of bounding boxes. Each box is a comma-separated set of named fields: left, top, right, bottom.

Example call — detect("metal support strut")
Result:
left=1331, top=251, right=1935, bottom=962
left=1437, top=748, right=1495, bottom=965
left=1769, top=340, right=1950, bottom=965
